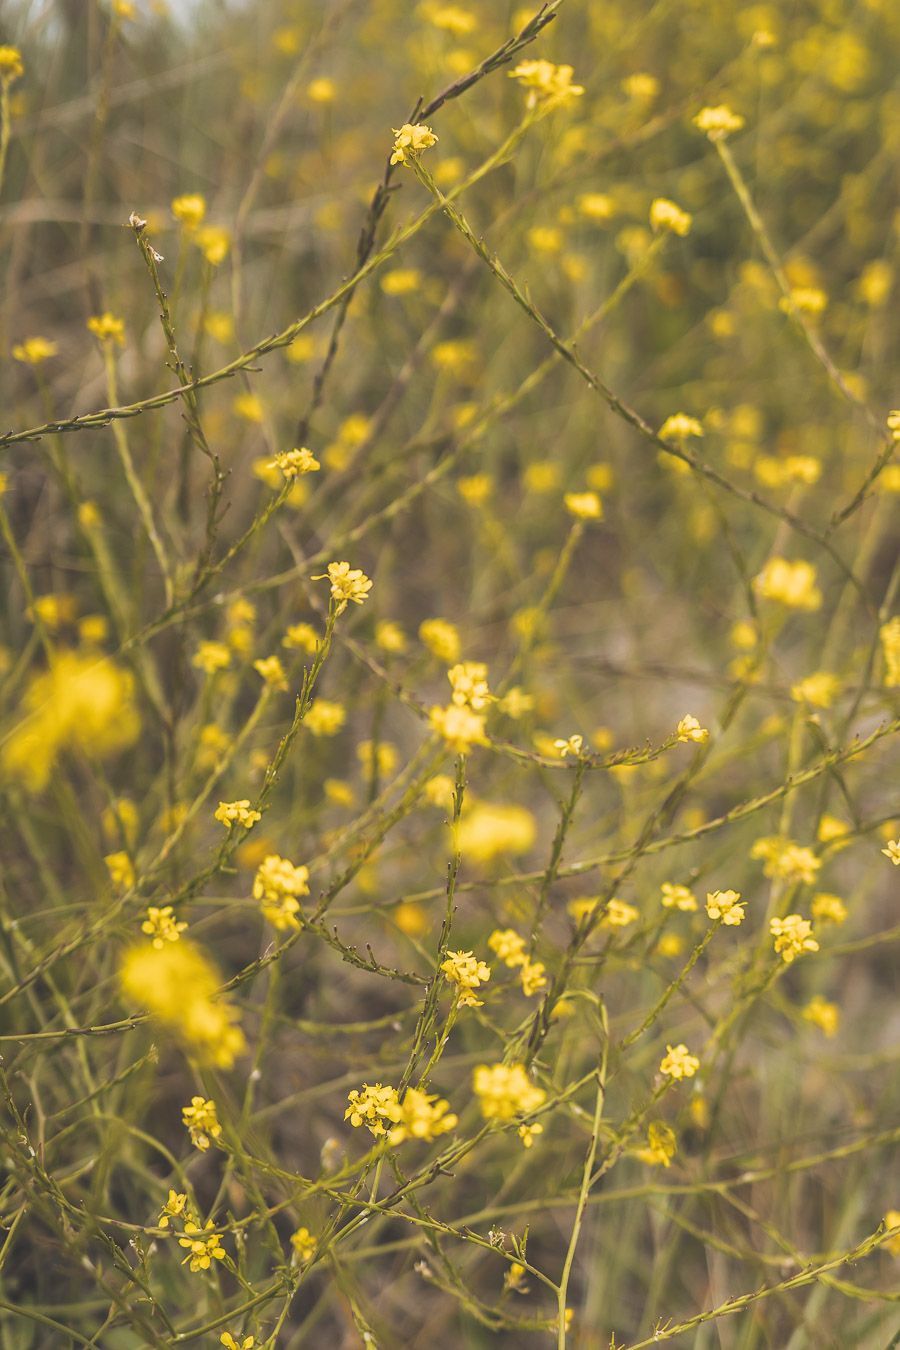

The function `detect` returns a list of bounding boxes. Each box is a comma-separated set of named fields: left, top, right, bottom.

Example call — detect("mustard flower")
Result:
left=791, top=671, right=840, bottom=707
left=770, top=914, right=819, bottom=963
left=290, top=1227, right=317, bottom=1263
left=429, top=702, right=487, bottom=752
left=221, top=1334, right=254, bottom=1350
left=253, top=854, right=309, bottom=931
left=388, top=1087, right=458, bottom=1144
left=564, top=490, right=603, bottom=520
left=11, top=336, right=57, bottom=364
left=440, top=950, right=491, bottom=1007
left=488, top=928, right=527, bottom=967
left=0, top=47, right=25, bottom=82
left=171, top=193, right=207, bottom=231
left=374, top=619, right=408, bottom=653
left=508, top=59, right=584, bottom=109
left=473, top=1063, right=546, bottom=1120
left=158, top=1189, right=189, bottom=1229
left=554, top=733, right=584, bottom=758
left=883, top=1212, right=900, bottom=1257
left=419, top=617, right=461, bottom=663
left=649, top=197, right=692, bottom=236
left=634, top=1121, right=677, bottom=1167
left=660, top=883, right=697, bottom=912
left=283, top=622, right=319, bottom=654
left=517, top=1121, right=544, bottom=1149
left=519, top=958, right=547, bottom=996
left=314, top=560, right=373, bottom=613
left=881, top=839, right=900, bottom=865
left=457, top=801, right=535, bottom=859
left=141, top=905, right=187, bottom=948
left=86, top=312, right=125, bottom=345
left=304, top=699, right=346, bottom=736
left=693, top=104, right=745, bottom=140
left=751, top=836, right=821, bottom=884
left=676, top=715, right=708, bottom=743
left=657, top=933, right=685, bottom=958
left=192, top=641, right=231, bottom=675
left=811, top=892, right=847, bottom=925
left=121, top=945, right=245, bottom=1068
left=604, top=898, right=639, bottom=928
left=105, top=851, right=134, bottom=890
left=659, top=412, right=703, bottom=441
left=214, top=800, right=261, bottom=829
left=448, top=661, right=491, bottom=710
left=345, top=1083, right=402, bottom=1137
left=887, top=411, right=900, bottom=442
left=179, top=1219, right=226, bottom=1272
left=390, top=122, right=438, bottom=166
left=802, top=995, right=839, bottom=1038
left=753, top=557, right=822, bottom=611
left=196, top=225, right=230, bottom=265
left=253, top=655, right=288, bottom=690
left=705, top=889, right=745, bottom=925
left=659, top=1043, right=699, bottom=1080
left=269, top=447, right=320, bottom=479
left=182, top=1096, right=222, bottom=1151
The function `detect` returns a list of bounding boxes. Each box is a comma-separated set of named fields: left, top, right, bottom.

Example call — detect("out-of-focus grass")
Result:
left=0, top=1, right=898, bottom=1346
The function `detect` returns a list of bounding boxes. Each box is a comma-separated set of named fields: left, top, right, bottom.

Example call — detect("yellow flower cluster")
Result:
left=429, top=702, right=487, bottom=752
left=0, top=46, right=25, bottom=82
left=770, top=914, right=819, bottom=963
left=12, top=336, right=57, bottom=364
left=179, top=1220, right=226, bottom=1272
left=252, top=854, right=310, bottom=931
left=141, top=905, right=188, bottom=948
left=634, top=1121, right=677, bottom=1167
left=705, top=889, right=745, bottom=925
left=676, top=715, right=708, bottom=743
left=290, top=1226, right=317, bottom=1263
left=390, top=122, right=438, bottom=166
left=659, top=412, right=703, bottom=441
left=87, top=312, right=126, bottom=345
left=1, top=651, right=140, bottom=794
left=269, top=447, right=320, bottom=479
left=120, top=942, right=245, bottom=1068
left=753, top=557, right=822, bottom=611
left=660, top=883, right=697, bottom=912
left=473, top=1062, right=546, bottom=1121
left=564, top=491, right=603, bottom=520
left=508, top=59, right=584, bottom=109
left=448, top=661, right=491, bottom=709
left=751, top=836, right=821, bottom=884
left=253, top=655, right=288, bottom=690
left=344, top=1082, right=456, bottom=1144
left=440, top=949, right=491, bottom=1007
left=880, top=617, right=900, bottom=687
left=659, top=1043, right=700, bottom=1080
left=419, top=618, right=461, bottom=663
left=171, top=193, right=207, bottom=230
left=215, top=800, right=261, bottom=829
left=192, top=640, right=231, bottom=675
left=315, top=560, right=373, bottom=613
left=182, top=1095, right=222, bottom=1150
left=803, top=995, right=839, bottom=1037
left=649, top=197, right=692, bottom=236
left=693, top=104, right=745, bottom=140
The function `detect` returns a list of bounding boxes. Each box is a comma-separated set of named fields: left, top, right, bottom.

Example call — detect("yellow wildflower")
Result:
left=419, top=618, right=461, bottom=663
left=121, top=945, right=245, bottom=1068
left=314, top=560, right=373, bottom=613
left=192, top=641, right=231, bottom=676
left=290, top=1227, right=317, bottom=1263
left=880, top=617, right=900, bottom=687
left=171, top=193, right=206, bottom=231
left=811, top=892, right=847, bottom=925
left=12, top=336, right=57, bottom=364
left=86, top=313, right=125, bottom=345
left=253, top=655, right=289, bottom=690
left=429, top=703, right=487, bottom=752
left=141, top=905, right=187, bottom=948
left=181, top=1095, right=222, bottom=1151
left=388, top=1088, right=458, bottom=1144
left=196, top=226, right=230, bottom=265
left=649, top=198, right=692, bottom=236
left=105, top=851, right=135, bottom=890
left=508, top=59, right=584, bottom=109
left=604, top=898, right=639, bottom=928
left=770, top=914, right=819, bottom=963
left=440, top=950, right=491, bottom=1007
left=753, top=557, right=822, bottom=610
left=676, top=715, right=708, bottom=743
left=269, top=447, right=320, bottom=479
left=693, top=104, right=745, bottom=140
left=345, top=1083, right=402, bottom=1137
left=158, top=1189, right=189, bottom=1229
left=660, top=883, right=697, bottom=912
left=564, top=491, right=603, bottom=520
left=802, top=995, right=839, bottom=1038
left=179, top=1219, right=226, bottom=1272
left=473, top=1063, right=546, bottom=1120
left=705, top=889, right=745, bottom=925
left=304, top=699, right=346, bottom=736
left=519, top=958, right=547, bottom=996
left=659, top=1043, right=699, bottom=1080
left=881, top=839, right=900, bottom=865
left=390, top=123, right=438, bottom=166
left=488, top=928, right=527, bottom=967
left=660, top=413, right=703, bottom=441
left=634, top=1121, right=677, bottom=1167
left=0, top=47, right=25, bottom=82
left=214, top=800, right=261, bottom=829
left=448, top=661, right=491, bottom=710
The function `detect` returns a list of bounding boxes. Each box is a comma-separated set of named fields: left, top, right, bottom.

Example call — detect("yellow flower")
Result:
left=158, top=1189, right=189, bottom=1229
left=345, top=1083, right=402, bottom=1137
left=357, top=740, right=398, bottom=778
left=440, top=950, right=491, bottom=1007
left=659, top=1043, right=699, bottom=1080
left=390, top=123, right=438, bottom=166
left=881, top=839, right=900, bottom=865
left=791, top=671, right=840, bottom=707
left=181, top=1096, right=222, bottom=1151
left=660, top=883, right=697, bottom=912
left=87, top=313, right=125, bottom=345
left=388, top=1087, right=458, bottom=1144
left=883, top=1211, right=900, bottom=1258
left=252, top=855, right=309, bottom=932
left=564, top=491, right=603, bottom=520
left=705, top=889, right=745, bottom=925
left=307, top=76, right=336, bottom=102
left=693, top=105, right=745, bottom=140
left=473, top=1063, right=546, bottom=1120
left=880, top=617, right=900, bottom=687
left=780, top=287, right=827, bottom=317
left=141, top=905, right=187, bottom=948
left=553, top=733, right=584, bottom=758
left=171, top=193, right=207, bottom=231
left=282, top=622, right=319, bottom=654
left=196, top=225, right=230, bottom=265
left=578, top=192, right=616, bottom=222
left=517, top=1121, right=544, bottom=1149
left=649, top=198, right=692, bottom=236
left=381, top=268, right=422, bottom=296
left=753, top=557, right=822, bottom=611
left=179, top=1219, right=226, bottom=1272
left=304, top=699, right=346, bottom=736
left=233, top=392, right=264, bottom=423
left=810, top=892, right=847, bottom=925
left=105, top=851, right=135, bottom=890
left=289, top=1227, right=317, bottom=1262
left=634, top=1121, right=677, bottom=1167
left=448, top=661, right=491, bottom=710
left=519, top=958, right=547, bottom=996
left=488, top=928, right=527, bottom=967
left=314, top=560, right=373, bottom=612
left=676, top=715, right=708, bottom=743
left=0, top=47, right=25, bottom=82
left=419, top=618, right=461, bottom=663
left=220, top=1334, right=254, bottom=1350
left=622, top=72, right=659, bottom=101
left=430, top=703, right=487, bottom=752
left=375, top=620, right=407, bottom=654
left=269, top=447, right=320, bottom=479
left=12, top=336, right=57, bottom=364
left=121, top=945, right=245, bottom=1068
left=604, top=898, right=639, bottom=928
left=214, top=800, right=261, bottom=829
left=770, top=914, right=819, bottom=963
left=457, top=801, right=535, bottom=861
left=751, top=836, right=821, bottom=884
left=253, top=655, right=288, bottom=690
left=192, top=641, right=231, bottom=675
left=508, top=59, right=584, bottom=109
left=660, top=413, right=703, bottom=441
left=802, top=995, right=839, bottom=1038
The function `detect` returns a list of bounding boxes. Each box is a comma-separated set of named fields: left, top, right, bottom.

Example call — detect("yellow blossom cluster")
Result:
left=440, top=949, right=491, bottom=1007
left=252, top=854, right=310, bottom=930
left=473, top=1062, right=546, bottom=1121
left=120, top=943, right=245, bottom=1068
left=770, top=914, right=819, bottom=962
left=751, top=836, right=821, bottom=884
